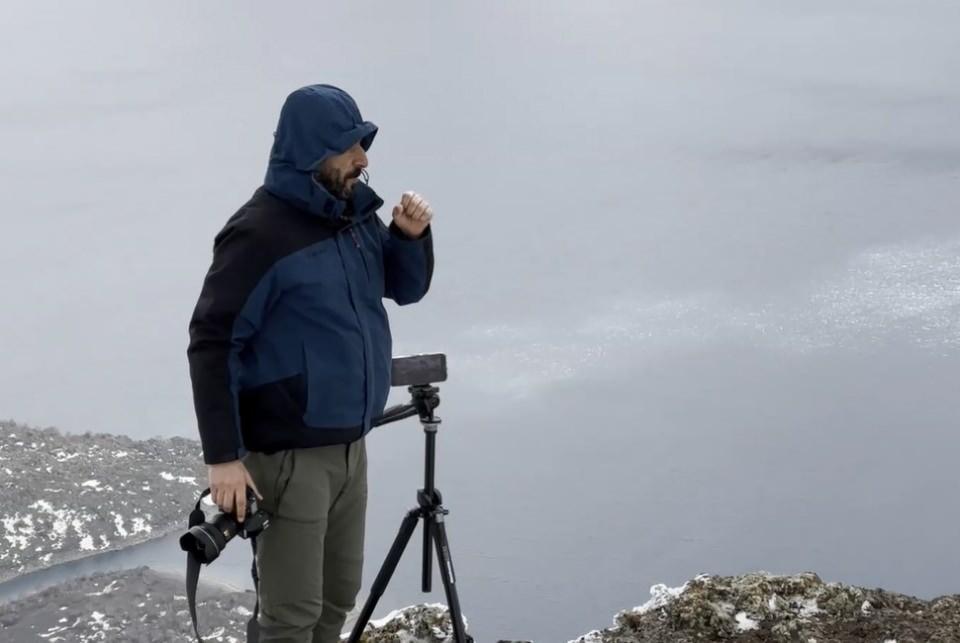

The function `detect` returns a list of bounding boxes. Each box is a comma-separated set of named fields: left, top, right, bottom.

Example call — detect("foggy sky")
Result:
left=1, top=2, right=958, bottom=640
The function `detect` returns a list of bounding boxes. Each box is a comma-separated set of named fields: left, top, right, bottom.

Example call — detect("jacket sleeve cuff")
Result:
left=389, top=220, right=431, bottom=242
left=203, top=445, right=247, bottom=465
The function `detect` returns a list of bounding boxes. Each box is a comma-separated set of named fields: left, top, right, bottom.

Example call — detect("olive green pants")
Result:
left=242, top=438, right=368, bottom=643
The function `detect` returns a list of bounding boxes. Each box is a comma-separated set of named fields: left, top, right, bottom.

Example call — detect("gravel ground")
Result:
left=0, top=566, right=255, bottom=642
left=0, top=420, right=206, bottom=582
left=0, top=566, right=477, bottom=643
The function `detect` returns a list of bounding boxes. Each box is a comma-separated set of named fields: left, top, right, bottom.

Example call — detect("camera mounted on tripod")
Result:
left=349, top=353, right=472, bottom=643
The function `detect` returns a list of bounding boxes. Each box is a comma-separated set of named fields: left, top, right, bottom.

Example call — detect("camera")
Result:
left=179, top=487, right=271, bottom=564
left=391, top=352, right=446, bottom=386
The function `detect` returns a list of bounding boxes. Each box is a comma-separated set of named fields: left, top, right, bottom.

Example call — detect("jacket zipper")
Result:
left=348, top=224, right=371, bottom=282
left=336, top=217, right=372, bottom=429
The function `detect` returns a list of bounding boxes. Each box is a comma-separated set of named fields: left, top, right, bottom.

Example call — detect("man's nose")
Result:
left=353, top=143, right=367, bottom=167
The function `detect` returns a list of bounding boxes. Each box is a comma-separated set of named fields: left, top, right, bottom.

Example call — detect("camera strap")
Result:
left=183, top=490, right=262, bottom=642
left=184, top=492, right=208, bottom=642
left=183, top=534, right=262, bottom=643
left=247, top=534, right=262, bottom=642
left=185, top=550, right=204, bottom=641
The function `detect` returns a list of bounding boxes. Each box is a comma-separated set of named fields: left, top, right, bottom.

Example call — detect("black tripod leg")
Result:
left=431, top=516, right=471, bottom=643
left=347, top=508, right=421, bottom=643
left=422, top=513, right=433, bottom=592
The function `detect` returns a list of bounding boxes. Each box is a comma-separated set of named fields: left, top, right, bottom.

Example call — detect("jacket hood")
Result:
left=264, top=84, right=379, bottom=220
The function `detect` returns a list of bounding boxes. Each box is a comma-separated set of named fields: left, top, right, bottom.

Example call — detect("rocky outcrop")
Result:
left=352, top=603, right=472, bottom=642
left=2, top=567, right=958, bottom=642
left=570, top=571, right=960, bottom=643
left=0, top=420, right=206, bottom=581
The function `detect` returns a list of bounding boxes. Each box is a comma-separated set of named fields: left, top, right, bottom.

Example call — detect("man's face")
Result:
left=313, top=141, right=368, bottom=200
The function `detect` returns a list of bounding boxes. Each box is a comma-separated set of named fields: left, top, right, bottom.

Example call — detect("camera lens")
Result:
left=180, top=522, right=229, bottom=563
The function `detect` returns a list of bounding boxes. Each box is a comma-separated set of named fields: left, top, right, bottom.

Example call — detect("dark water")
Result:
left=0, top=531, right=225, bottom=604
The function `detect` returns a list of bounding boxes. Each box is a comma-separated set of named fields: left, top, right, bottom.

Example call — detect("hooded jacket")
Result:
left=187, top=84, right=433, bottom=465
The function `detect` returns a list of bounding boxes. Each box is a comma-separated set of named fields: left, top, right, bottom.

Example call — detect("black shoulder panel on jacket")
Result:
left=186, top=187, right=342, bottom=464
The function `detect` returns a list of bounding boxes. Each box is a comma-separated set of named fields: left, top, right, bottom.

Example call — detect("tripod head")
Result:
left=410, top=384, right=440, bottom=422
left=372, top=384, right=439, bottom=428
left=373, top=353, right=446, bottom=428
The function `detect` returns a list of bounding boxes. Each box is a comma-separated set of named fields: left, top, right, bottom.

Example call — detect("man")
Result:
left=187, top=83, right=434, bottom=642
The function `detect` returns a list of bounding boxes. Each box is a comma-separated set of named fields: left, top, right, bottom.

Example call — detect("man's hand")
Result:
left=391, top=191, right=434, bottom=239
left=207, top=459, right=263, bottom=523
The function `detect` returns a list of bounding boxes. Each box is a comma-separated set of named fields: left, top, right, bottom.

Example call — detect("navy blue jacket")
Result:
left=187, top=85, right=433, bottom=465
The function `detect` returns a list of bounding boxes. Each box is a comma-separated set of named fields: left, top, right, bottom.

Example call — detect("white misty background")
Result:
left=0, top=2, right=958, bottom=641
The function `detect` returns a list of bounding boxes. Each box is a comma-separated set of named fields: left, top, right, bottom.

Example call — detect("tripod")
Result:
left=347, top=384, right=472, bottom=643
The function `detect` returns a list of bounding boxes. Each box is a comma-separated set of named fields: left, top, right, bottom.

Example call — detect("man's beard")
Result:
left=315, top=167, right=362, bottom=200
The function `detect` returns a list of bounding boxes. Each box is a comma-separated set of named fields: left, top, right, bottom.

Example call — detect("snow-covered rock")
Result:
left=350, top=603, right=473, bottom=642
left=2, top=567, right=958, bottom=642
left=0, top=567, right=485, bottom=642
left=0, top=420, right=206, bottom=581
left=567, top=571, right=960, bottom=642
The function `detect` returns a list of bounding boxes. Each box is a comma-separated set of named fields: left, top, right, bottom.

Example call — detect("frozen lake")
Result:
left=1, top=2, right=958, bottom=641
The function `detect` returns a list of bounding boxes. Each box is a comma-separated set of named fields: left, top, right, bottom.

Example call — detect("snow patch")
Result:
left=85, top=579, right=120, bottom=596
left=2, top=513, right=36, bottom=549
left=131, top=516, right=152, bottom=535
left=797, top=597, right=821, bottom=618
left=632, top=580, right=690, bottom=615
left=369, top=607, right=407, bottom=627
left=160, top=471, right=198, bottom=485
left=37, top=616, right=82, bottom=639
left=735, top=610, right=759, bottom=632
left=112, top=513, right=128, bottom=538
